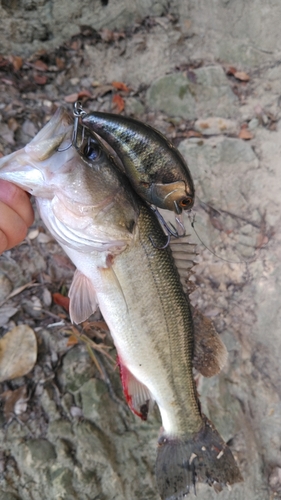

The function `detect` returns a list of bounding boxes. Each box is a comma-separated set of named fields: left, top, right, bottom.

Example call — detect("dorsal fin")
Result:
left=170, top=235, right=198, bottom=292
left=117, top=357, right=154, bottom=421
left=68, top=270, right=98, bottom=324
left=170, top=236, right=228, bottom=377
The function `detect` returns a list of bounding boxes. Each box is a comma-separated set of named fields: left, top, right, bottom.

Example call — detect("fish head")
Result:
left=0, top=108, right=74, bottom=197
left=0, top=108, right=139, bottom=252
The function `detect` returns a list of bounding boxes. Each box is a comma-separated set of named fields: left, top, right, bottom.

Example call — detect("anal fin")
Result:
left=117, top=357, right=154, bottom=421
left=68, top=270, right=98, bottom=324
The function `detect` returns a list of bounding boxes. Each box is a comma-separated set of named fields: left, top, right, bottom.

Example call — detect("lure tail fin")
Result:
left=155, top=415, right=242, bottom=500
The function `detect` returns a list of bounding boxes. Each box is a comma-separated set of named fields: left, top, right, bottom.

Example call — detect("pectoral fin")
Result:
left=192, top=307, right=228, bottom=377
left=68, top=270, right=98, bottom=324
left=117, top=357, right=154, bottom=421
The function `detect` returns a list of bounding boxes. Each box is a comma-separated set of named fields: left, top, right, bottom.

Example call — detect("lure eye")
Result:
left=178, top=196, right=194, bottom=210
left=83, top=141, right=101, bottom=161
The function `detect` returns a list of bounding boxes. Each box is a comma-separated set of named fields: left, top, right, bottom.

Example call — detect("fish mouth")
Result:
left=0, top=108, right=74, bottom=195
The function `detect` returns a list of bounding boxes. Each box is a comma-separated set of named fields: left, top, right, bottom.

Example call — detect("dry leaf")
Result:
left=1, top=385, right=28, bottom=423
left=112, top=93, right=125, bottom=113
left=3, top=281, right=37, bottom=303
left=92, top=84, right=114, bottom=99
left=33, top=59, right=48, bottom=71
left=34, top=74, right=47, bottom=85
left=112, top=81, right=130, bottom=92
left=70, top=40, right=79, bottom=50
left=1, top=78, right=14, bottom=86
left=226, top=66, right=237, bottom=76
left=234, top=71, right=250, bottom=82
left=86, top=320, right=109, bottom=331
left=52, top=254, right=74, bottom=270
left=0, top=325, right=37, bottom=382
left=64, top=92, right=79, bottom=103
left=67, top=334, right=79, bottom=347
left=55, top=57, right=65, bottom=70
left=53, top=292, right=70, bottom=312
left=11, top=55, right=23, bottom=71
left=77, top=89, right=92, bottom=99
left=239, top=128, right=253, bottom=140
left=184, top=130, right=203, bottom=138
left=0, top=55, right=9, bottom=68
left=100, top=28, right=114, bottom=42
left=7, top=117, right=20, bottom=132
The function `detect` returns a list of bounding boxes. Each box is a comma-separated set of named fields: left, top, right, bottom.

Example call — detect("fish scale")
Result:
left=108, top=204, right=202, bottom=436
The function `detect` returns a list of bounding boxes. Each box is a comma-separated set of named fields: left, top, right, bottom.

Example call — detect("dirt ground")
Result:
left=0, top=4, right=281, bottom=500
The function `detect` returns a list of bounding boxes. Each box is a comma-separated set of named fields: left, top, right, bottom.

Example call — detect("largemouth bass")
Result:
left=0, top=108, right=242, bottom=499
left=81, top=111, right=194, bottom=214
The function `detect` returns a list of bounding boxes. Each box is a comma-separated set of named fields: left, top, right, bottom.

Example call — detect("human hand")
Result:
left=0, top=180, right=34, bottom=254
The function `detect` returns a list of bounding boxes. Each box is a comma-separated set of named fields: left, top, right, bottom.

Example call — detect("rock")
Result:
left=0, top=493, right=20, bottom=500
left=57, top=345, right=98, bottom=393
left=146, top=73, right=197, bottom=119
left=194, top=117, right=239, bottom=136
left=19, top=439, right=57, bottom=469
left=269, top=466, right=281, bottom=493
left=125, top=97, right=145, bottom=116
left=0, top=305, right=19, bottom=328
left=48, top=468, right=77, bottom=498
left=195, top=66, right=239, bottom=117
left=147, top=66, right=238, bottom=119
left=0, top=259, right=26, bottom=288
left=248, top=117, right=259, bottom=130
left=80, top=378, right=107, bottom=422
left=0, top=123, right=14, bottom=145
left=22, top=296, right=43, bottom=319
left=174, top=0, right=281, bottom=67
left=19, top=247, right=47, bottom=279
left=179, top=136, right=258, bottom=212
left=0, top=272, right=13, bottom=302
left=0, top=0, right=170, bottom=55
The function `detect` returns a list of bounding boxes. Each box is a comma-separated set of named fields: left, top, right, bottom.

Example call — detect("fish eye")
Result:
left=178, top=196, right=194, bottom=210
left=83, top=140, right=101, bottom=161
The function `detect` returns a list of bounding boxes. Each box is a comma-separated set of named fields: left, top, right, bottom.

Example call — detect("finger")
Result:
left=0, top=180, right=34, bottom=227
left=0, top=201, right=29, bottom=253
left=0, top=228, right=8, bottom=254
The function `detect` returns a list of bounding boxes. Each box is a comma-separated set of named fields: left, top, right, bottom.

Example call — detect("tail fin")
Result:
left=155, top=415, right=242, bottom=500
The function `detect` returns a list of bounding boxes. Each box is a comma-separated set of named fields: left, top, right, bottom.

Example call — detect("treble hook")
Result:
left=72, top=101, right=87, bottom=149
left=149, top=206, right=186, bottom=249
left=149, top=232, right=171, bottom=250
left=57, top=101, right=87, bottom=152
